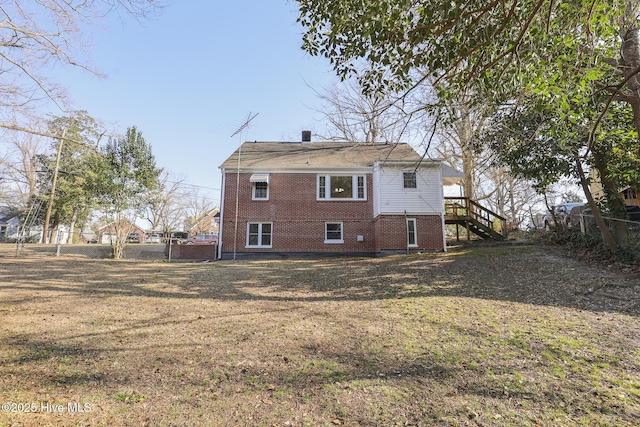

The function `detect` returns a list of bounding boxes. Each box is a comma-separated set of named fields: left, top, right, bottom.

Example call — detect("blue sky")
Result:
left=57, top=1, right=335, bottom=206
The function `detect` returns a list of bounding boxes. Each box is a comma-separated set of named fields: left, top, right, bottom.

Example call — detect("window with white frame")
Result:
left=325, top=222, right=343, bottom=243
left=246, top=222, right=272, bottom=247
left=317, top=175, right=366, bottom=200
left=250, top=174, right=270, bottom=200
left=406, top=218, right=417, bottom=247
left=403, top=172, right=417, bottom=189
left=253, top=182, right=268, bottom=199
left=357, top=176, right=365, bottom=198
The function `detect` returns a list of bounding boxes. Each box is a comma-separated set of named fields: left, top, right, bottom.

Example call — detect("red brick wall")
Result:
left=374, top=215, right=444, bottom=252
left=166, top=243, right=217, bottom=260
left=222, top=172, right=376, bottom=254
left=221, top=172, right=444, bottom=255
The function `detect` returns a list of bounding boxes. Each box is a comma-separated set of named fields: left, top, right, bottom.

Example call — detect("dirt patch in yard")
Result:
left=0, top=243, right=639, bottom=426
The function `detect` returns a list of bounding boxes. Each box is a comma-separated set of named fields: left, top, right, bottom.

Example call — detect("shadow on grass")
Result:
left=0, top=245, right=637, bottom=318
left=2, top=245, right=638, bottom=426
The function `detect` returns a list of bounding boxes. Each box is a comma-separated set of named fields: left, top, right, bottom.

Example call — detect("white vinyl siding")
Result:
left=374, top=164, right=443, bottom=216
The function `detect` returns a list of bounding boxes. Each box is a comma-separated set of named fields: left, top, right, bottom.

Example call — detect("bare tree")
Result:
left=433, top=99, right=493, bottom=200
left=481, top=168, right=545, bottom=229
left=183, top=193, right=217, bottom=235
left=310, top=76, right=421, bottom=143
left=311, top=69, right=542, bottom=230
left=0, top=127, right=46, bottom=212
left=0, top=0, right=163, bottom=135
left=312, top=71, right=497, bottom=204
left=145, top=172, right=192, bottom=236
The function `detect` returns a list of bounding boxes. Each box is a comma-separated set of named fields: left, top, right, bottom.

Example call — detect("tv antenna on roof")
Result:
left=230, top=112, right=259, bottom=138
left=230, top=112, right=259, bottom=261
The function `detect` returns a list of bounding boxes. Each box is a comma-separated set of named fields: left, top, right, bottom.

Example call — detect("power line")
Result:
left=162, top=180, right=220, bottom=192
left=0, top=167, right=220, bottom=192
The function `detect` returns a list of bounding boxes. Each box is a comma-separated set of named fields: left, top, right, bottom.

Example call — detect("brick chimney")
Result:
left=302, top=130, right=312, bottom=143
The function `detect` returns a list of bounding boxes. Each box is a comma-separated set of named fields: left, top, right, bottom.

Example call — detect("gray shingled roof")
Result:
left=219, top=142, right=422, bottom=169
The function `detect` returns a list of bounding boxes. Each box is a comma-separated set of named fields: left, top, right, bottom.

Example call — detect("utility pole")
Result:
left=42, top=129, right=66, bottom=244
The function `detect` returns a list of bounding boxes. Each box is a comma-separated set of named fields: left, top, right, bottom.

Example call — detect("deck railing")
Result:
left=444, top=197, right=508, bottom=239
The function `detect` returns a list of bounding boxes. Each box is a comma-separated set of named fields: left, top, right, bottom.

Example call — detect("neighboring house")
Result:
left=594, top=184, right=640, bottom=208
left=0, top=210, right=73, bottom=243
left=46, top=225, right=71, bottom=244
left=590, top=169, right=640, bottom=207
left=0, top=215, right=20, bottom=240
left=185, top=208, right=220, bottom=236
left=621, top=187, right=640, bottom=207
left=218, top=139, right=461, bottom=259
left=98, top=220, right=146, bottom=244
left=0, top=214, right=43, bottom=242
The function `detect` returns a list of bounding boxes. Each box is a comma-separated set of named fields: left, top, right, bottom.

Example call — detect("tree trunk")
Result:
left=509, top=186, right=518, bottom=229
left=113, top=211, right=125, bottom=259
left=592, top=148, right=629, bottom=247
left=68, top=210, right=78, bottom=244
left=620, top=5, right=640, bottom=135
left=43, top=133, right=65, bottom=244
left=575, top=158, right=618, bottom=254
left=458, top=103, right=476, bottom=199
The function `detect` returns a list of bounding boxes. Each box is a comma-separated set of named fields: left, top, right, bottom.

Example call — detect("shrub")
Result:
left=535, top=229, right=639, bottom=266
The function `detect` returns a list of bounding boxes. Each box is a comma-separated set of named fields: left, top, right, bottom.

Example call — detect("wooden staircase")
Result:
left=444, top=197, right=507, bottom=241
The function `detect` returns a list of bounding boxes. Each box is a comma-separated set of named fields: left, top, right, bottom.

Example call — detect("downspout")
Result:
left=218, top=168, right=226, bottom=260
left=441, top=211, right=447, bottom=252
left=440, top=162, right=448, bottom=252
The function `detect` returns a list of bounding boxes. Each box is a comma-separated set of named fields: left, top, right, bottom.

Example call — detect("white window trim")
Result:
left=246, top=222, right=273, bottom=248
left=403, top=171, right=418, bottom=190
left=406, top=218, right=418, bottom=247
left=324, top=222, right=344, bottom=244
left=317, top=175, right=367, bottom=201
left=252, top=182, right=269, bottom=200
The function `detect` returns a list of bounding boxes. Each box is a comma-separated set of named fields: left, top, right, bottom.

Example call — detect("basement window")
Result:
left=325, top=222, right=343, bottom=243
left=246, top=222, right=272, bottom=248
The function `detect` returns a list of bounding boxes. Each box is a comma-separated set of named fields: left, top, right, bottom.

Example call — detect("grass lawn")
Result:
left=0, top=244, right=639, bottom=426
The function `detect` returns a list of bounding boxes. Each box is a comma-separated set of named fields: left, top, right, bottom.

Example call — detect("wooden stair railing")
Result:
left=444, top=197, right=507, bottom=240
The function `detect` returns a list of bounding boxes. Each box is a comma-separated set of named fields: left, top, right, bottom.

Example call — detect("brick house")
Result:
left=218, top=140, right=459, bottom=259
left=184, top=208, right=220, bottom=236
left=98, top=219, right=146, bottom=244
